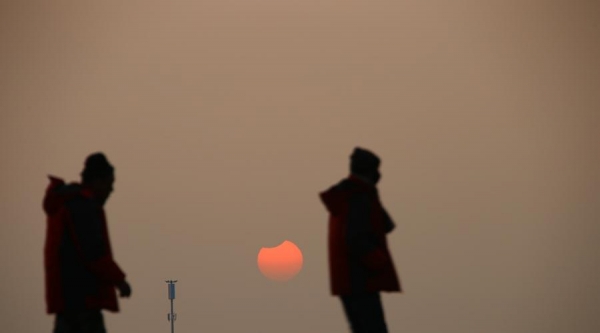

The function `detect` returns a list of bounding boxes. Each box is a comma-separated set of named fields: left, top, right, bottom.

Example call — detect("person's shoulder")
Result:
left=337, top=179, right=374, bottom=204
left=338, top=177, right=361, bottom=190
left=322, top=177, right=370, bottom=200
left=64, top=186, right=96, bottom=212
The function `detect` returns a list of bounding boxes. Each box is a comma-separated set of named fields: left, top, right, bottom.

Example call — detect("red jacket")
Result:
left=43, top=176, right=125, bottom=314
left=320, top=175, right=401, bottom=296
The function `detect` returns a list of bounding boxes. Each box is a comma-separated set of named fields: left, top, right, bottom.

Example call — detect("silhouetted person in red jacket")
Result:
left=43, top=153, right=131, bottom=333
left=320, top=147, right=401, bottom=333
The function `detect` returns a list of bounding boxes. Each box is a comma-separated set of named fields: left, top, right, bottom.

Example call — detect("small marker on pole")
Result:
left=166, top=280, right=177, bottom=333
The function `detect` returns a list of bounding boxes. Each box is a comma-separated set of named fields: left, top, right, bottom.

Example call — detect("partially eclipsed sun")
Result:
left=257, top=240, right=303, bottom=281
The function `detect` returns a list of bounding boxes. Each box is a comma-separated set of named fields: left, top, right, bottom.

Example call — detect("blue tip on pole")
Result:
left=168, top=283, right=176, bottom=300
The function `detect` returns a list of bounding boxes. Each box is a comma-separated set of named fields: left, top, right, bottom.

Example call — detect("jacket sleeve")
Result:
left=67, top=200, right=126, bottom=285
left=382, top=208, right=396, bottom=234
left=346, top=192, right=387, bottom=270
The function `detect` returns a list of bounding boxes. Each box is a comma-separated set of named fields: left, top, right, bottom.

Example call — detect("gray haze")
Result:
left=1, top=1, right=599, bottom=332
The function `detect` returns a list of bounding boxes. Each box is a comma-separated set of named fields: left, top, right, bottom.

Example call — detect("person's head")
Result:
left=81, top=152, right=115, bottom=205
left=350, top=147, right=381, bottom=184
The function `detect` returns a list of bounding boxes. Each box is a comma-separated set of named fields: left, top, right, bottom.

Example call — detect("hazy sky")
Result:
left=1, top=1, right=599, bottom=332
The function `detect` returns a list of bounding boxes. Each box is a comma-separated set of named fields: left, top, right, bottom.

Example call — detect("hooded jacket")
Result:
left=319, top=175, right=401, bottom=296
left=43, top=176, right=125, bottom=314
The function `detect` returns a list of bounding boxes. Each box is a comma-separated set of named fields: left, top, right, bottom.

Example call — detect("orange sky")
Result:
left=1, top=1, right=599, bottom=332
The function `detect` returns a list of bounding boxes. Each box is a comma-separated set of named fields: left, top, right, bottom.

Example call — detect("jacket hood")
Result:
left=43, top=176, right=87, bottom=215
left=319, top=184, right=346, bottom=215
left=319, top=176, right=372, bottom=215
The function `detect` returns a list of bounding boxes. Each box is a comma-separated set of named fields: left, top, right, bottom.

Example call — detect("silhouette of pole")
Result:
left=166, top=280, right=177, bottom=333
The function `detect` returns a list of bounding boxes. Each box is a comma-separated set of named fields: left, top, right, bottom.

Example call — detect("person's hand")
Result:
left=117, top=280, right=132, bottom=298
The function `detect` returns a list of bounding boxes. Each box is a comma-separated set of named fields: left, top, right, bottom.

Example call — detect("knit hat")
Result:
left=81, top=152, right=114, bottom=183
left=350, top=147, right=380, bottom=173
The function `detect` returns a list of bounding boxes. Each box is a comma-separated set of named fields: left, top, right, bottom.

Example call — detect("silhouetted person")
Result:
left=43, top=153, right=131, bottom=333
left=319, top=147, right=401, bottom=333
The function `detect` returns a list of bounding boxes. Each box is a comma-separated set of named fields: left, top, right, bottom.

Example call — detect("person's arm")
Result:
left=346, top=192, right=387, bottom=270
left=67, top=199, right=126, bottom=285
left=382, top=208, right=396, bottom=234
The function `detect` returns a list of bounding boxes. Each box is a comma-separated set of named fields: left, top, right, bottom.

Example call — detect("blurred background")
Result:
left=1, top=1, right=599, bottom=332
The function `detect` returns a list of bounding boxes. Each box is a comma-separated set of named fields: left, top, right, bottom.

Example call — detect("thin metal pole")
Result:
left=170, top=298, right=175, bottom=333
left=166, top=280, right=177, bottom=333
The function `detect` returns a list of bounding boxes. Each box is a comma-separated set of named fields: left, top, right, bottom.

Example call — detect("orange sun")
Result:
left=257, top=240, right=303, bottom=281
